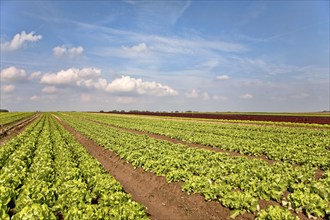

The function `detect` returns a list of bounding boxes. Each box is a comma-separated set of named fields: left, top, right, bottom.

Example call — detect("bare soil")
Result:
left=80, top=118, right=322, bottom=219
left=0, top=114, right=40, bottom=146
left=56, top=116, right=257, bottom=220
left=96, top=119, right=276, bottom=165
left=55, top=116, right=317, bottom=220
left=85, top=117, right=325, bottom=179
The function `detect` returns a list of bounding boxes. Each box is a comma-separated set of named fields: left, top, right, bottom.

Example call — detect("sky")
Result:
left=0, top=1, right=329, bottom=112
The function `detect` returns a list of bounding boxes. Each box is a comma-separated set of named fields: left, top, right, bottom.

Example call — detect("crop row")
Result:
left=0, top=112, right=35, bottom=127
left=0, top=114, right=148, bottom=219
left=58, top=113, right=330, bottom=219
left=118, top=113, right=330, bottom=128
left=0, top=114, right=44, bottom=168
left=72, top=113, right=330, bottom=170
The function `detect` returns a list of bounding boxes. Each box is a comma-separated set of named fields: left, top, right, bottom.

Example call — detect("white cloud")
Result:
left=186, top=89, right=219, bottom=100
left=40, top=68, right=101, bottom=85
left=30, top=95, right=40, bottom=101
left=53, top=46, right=66, bottom=57
left=0, top=66, right=27, bottom=82
left=122, top=43, right=149, bottom=57
left=53, top=45, right=84, bottom=58
left=216, top=75, right=230, bottom=80
left=29, top=71, right=42, bottom=80
left=78, top=67, right=101, bottom=78
left=186, top=89, right=199, bottom=98
left=106, top=76, right=178, bottom=96
left=41, top=69, right=77, bottom=85
left=67, top=46, right=84, bottom=57
left=240, top=93, right=253, bottom=99
left=42, top=86, right=57, bottom=94
left=77, top=77, right=108, bottom=90
left=2, top=85, right=15, bottom=92
left=1, top=31, right=42, bottom=51
left=40, top=68, right=177, bottom=97
left=93, top=78, right=108, bottom=90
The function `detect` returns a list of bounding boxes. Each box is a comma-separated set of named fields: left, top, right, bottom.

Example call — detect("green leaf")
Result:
left=11, top=203, right=56, bottom=220
left=230, top=209, right=243, bottom=219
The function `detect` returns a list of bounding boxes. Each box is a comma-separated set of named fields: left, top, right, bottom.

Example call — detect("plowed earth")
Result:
left=56, top=116, right=257, bottom=220
left=55, top=116, right=315, bottom=220
left=0, top=114, right=40, bottom=146
left=83, top=117, right=324, bottom=180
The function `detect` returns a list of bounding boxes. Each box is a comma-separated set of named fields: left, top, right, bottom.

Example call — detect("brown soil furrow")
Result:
left=55, top=116, right=255, bottom=220
left=82, top=117, right=325, bottom=178
left=79, top=117, right=324, bottom=216
left=0, top=113, right=41, bottom=146
left=84, top=117, right=276, bottom=165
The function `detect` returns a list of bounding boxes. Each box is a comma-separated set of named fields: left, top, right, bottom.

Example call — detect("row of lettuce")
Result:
left=0, top=114, right=148, bottom=219
left=72, top=113, right=330, bottom=171
left=57, top=113, right=330, bottom=219
left=0, top=112, right=35, bottom=127
left=133, top=114, right=330, bottom=128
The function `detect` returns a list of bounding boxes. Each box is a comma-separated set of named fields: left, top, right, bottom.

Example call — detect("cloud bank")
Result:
left=106, top=76, right=178, bottom=96
left=40, top=67, right=178, bottom=97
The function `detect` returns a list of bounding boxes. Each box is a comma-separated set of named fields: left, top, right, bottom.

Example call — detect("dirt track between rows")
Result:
left=85, top=117, right=277, bottom=165
left=55, top=116, right=257, bottom=220
left=75, top=114, right=324, bottom=180
left=0, top=113, right=40, bottom=146
left=104, top=122, right=325, bottom=179
left=55, top=115, right=317, bottom=220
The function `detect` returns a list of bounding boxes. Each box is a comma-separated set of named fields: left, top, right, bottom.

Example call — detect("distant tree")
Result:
left=0, top=109, right=9, bottom=112
left=100, top=110, right=104, bottom=113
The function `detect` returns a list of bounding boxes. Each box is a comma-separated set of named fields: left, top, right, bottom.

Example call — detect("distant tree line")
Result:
left=101, top=110, right=199, bottom=113
left=0, top=109, right=9, bottom=112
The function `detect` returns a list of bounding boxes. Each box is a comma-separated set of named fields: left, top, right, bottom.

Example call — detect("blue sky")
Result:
left=1, top=0, right=329, bottom=112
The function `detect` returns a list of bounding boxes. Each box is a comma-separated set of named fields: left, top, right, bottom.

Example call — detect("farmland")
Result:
left=1, top=112, right=330, bottom=219
left=0, top=113, right=147, bottom=219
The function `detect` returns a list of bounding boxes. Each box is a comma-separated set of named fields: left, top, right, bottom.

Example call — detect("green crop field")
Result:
left=0, top=114, right=147, bottom=219
left=0, top=112, right=35, bottom=127
left=2, top=1, right=329, bottom=219
left=0, top=112, right=329, bottom=219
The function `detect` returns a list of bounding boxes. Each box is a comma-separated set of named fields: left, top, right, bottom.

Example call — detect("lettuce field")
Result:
left=0, top=112, right=329, bottom=219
